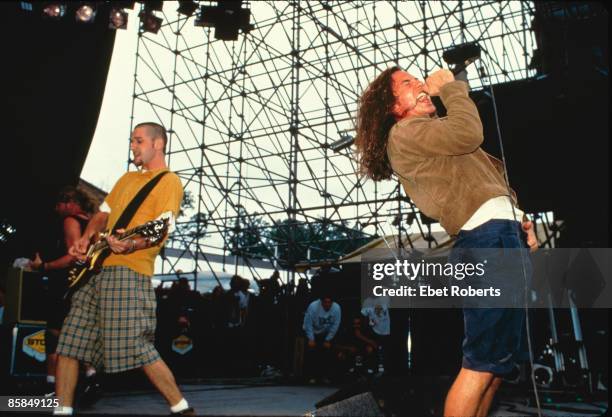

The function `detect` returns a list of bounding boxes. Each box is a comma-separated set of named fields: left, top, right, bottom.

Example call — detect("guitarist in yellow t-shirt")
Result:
left=54, top=122, right=194, bottom=416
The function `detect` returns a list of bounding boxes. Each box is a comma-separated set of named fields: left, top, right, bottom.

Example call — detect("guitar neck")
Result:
left=91, top=227, right=142, bottom=254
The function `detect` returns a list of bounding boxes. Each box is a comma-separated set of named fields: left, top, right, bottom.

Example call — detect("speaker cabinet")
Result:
left=10, top=323, right=47, bottom=377
left=2, top=267, right=47, bottom=325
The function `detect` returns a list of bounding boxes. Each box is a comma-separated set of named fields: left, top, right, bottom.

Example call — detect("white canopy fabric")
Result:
left=338, top=231, right=455, bottom=264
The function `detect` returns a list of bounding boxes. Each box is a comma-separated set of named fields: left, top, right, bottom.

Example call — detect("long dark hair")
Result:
left=355, top=66, right=400, bottom=181
left=56, top=186, right=97, bottom=215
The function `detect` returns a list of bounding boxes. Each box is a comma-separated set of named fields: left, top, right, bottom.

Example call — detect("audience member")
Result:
left=302, top=294, right=342, bottom=383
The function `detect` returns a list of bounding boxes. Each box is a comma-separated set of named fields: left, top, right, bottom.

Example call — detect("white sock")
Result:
left=53, top=406, right=73, bottom=415
left=170, top=398, right=189, bottom=413
left=47, top=375, right=56, bottom=384
left=85, top=367, right=97, bottom=378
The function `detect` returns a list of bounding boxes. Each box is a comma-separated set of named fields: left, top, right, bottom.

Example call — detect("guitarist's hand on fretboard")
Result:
left=64, top=218, right=168, bottom=299
left=106, top=228, right=137, bottom=254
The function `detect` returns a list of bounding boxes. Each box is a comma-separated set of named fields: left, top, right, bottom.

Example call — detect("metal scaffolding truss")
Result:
left=128, top=1, right=537, bottom=281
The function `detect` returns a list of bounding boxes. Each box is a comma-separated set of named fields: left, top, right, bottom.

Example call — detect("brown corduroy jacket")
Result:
left=387, top=81, right=517, bottom=236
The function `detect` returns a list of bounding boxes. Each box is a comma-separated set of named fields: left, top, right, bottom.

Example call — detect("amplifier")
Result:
left=2, top=267, right=47, bottom=325
left=10, top=323, right=47, bottom=377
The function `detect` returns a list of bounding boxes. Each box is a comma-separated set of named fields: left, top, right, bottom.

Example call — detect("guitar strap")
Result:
left=63, top=171, right=170, bottom=300
left=111, top=170, right=169, bottom=233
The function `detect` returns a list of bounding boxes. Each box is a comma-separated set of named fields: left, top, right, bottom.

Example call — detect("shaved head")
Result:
left=134, top=122, right=167, bottom=153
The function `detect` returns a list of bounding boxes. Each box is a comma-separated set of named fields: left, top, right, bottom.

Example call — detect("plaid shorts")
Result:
left=57, top=266, right=160, bottom=373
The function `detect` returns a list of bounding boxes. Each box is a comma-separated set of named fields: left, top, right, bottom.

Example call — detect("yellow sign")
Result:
left=23, top=329, right=46, bottom=362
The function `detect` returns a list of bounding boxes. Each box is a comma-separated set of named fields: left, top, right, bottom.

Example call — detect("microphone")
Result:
left=423, top=43, right=480, bottom=84
left=450, top=57, right=478, bottom=77
left=443, top=42, right=481, bottom=77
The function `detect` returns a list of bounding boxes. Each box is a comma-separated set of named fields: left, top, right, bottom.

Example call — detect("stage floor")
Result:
left=491, top=397, right=607, bottom=417
left=3, top=376, right=606, bottom=416
left=74, top=380, right=607, bottom=416
left=80, top=380, right=337, bottom=416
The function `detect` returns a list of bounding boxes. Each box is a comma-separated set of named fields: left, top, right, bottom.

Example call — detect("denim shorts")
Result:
left=451, top=219, right=532, bottom=375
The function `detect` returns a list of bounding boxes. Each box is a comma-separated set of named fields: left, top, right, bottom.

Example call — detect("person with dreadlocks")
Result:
left=355, top=67, right=538, bottom=417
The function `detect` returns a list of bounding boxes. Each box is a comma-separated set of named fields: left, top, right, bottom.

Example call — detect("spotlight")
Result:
left=75, top=2, right=96, bottom=23
left=42, top=2, right=66, bottom=19
left=195, top=1, right=253, bottom=41
left=177, top=0, right=198, bottom=16
left=145, top=1, right=163, bottom=12
left=139, top=10, right=163, bottom=34
left=109, top=8, right=128, bottom=30
left=112, top=1, right=135, bottom=9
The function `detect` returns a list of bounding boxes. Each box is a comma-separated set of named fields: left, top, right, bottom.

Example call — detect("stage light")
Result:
left=109, top=8, right=128, bottom=30
left=146, top=1, right=163, bottom=12
left=194, top=1, right=253, bottom=41
left=194, top=7, right=213, bottom=28
left=139, top=10, right=163, bottom=34
left=177, top=0, right=198, bottom=17
left=75, top=2, right=96, bottom=23
left=113, top=0, right=135, bottom=9
left=42, top=2, right=66, bottom=19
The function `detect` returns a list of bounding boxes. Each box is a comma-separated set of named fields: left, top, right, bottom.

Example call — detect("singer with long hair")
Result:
left=355, top=67, right=539, bottom=416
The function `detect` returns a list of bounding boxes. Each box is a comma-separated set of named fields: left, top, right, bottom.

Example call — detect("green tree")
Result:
left=264, top=218, right=374, bottom=267
left=229, top=207, right=273, bottom=259
left=169, top=190, right=207, bottom=248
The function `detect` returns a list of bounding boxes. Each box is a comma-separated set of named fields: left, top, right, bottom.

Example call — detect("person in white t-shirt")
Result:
left=302, top=294, right=342, bottom=383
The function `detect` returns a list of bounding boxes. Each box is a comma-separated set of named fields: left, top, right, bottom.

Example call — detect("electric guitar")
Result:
left=64, top=218, right=169, bottom=299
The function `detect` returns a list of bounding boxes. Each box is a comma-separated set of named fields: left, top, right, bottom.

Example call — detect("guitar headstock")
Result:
left=139, top=218, right=169, bottom=244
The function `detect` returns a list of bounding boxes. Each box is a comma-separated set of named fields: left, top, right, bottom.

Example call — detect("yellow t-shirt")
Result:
left=102, top=168, right=183, bottom=276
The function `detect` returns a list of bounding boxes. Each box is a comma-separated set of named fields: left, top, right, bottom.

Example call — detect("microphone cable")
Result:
left=474, top=60, right=543, bottom=417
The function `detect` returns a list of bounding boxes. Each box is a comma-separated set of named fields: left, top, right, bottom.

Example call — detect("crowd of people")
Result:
left=151, top=271, right=391, bottom=383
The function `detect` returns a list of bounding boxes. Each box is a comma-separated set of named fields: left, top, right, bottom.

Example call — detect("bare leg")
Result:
left=476, top=377, right=502, bottom=417
left=444, top=367, right=495, bottom=417
left=141, top=359, right=183, bottom=406
left=47, top=353, right=58, bottom=378
left=47, top=329, right=60, bottom=378
left=56, top=355, right=79, bottom=407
